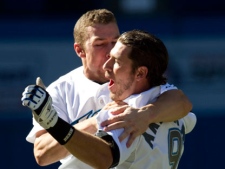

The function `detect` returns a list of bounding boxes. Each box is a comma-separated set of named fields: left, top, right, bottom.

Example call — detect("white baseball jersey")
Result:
left=95, top=85, right=196, bottom=169
left=57, top=83, right=192, bottom=169
left=25, top=66, right=182, bottom=168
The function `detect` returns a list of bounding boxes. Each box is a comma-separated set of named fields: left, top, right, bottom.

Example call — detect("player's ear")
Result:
left=136, top=66, right=148, bottom=81
left=74, top=43, right=85, bottom=58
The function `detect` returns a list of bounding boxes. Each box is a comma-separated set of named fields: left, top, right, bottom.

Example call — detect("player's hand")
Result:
left=101, top=102, right=149, bottom=148
left=21, top=77, right=58, bottom=129
left=102, top=100, right=128, bottom=111
left=36, top=76, right=47, bottom=89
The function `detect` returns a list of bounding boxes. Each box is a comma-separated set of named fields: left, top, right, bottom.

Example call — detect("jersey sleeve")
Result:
left=182, top=112, right=197, bottom=134
left=26, top=119, right=44, bottom=143
left=96, top=110, right=140, bottom=166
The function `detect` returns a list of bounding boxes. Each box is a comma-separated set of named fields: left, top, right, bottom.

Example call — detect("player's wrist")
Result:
left=46, top=117, right=75, bottom=145
left=140, top=104, right=157, bottom=124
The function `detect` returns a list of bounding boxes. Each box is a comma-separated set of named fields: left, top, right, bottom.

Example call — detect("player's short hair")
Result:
left=118, top=30, right=168, bottom=87
left=73, top=9, right=118, bottom=47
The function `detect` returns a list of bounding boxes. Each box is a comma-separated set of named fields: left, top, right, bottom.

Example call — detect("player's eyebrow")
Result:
left=93, top=38, right=105, bottom=42
left=93, top=35, right=119, bottom=42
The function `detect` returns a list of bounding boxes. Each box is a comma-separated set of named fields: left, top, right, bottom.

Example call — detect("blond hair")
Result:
left=73, top=9, right=117, bottom=47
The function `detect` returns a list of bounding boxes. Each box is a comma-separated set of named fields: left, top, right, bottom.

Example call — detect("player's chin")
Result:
left=109, top=93, right=117, bottom=101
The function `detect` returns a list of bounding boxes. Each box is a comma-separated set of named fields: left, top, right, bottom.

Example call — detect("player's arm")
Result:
left=34, top=131, right=69, bottom=166
left=146, top=88, right=192, bottom=122
left=64, top=128, right=115, bottom=168
left=101, top=88, right=192, bottom=147
left=26, top=77, right=99, bottom=166
left=35, top=117, right=115, bottom=168
left=22, top=85, right=116, bottom=169
left=32, top=116, right=98, bottom=166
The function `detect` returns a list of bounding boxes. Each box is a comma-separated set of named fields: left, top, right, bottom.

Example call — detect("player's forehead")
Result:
left=85, top=23, right=120, bottom=42
left=111, top=41, right=132, bottom=61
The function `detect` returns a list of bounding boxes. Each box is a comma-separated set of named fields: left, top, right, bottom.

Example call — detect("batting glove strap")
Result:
left=33, top=97, right=59, bottom=129
left=46, top=117, right=75, bottom=145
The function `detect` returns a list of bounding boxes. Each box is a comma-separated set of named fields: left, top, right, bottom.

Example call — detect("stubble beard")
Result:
left=110, top=77, right=134, bottom=101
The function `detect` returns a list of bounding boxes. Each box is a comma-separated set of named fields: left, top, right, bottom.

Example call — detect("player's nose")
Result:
left=103, top=56, right=113, bottom=72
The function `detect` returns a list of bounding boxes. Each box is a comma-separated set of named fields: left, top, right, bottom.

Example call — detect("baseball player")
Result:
left=56, top=83, right=196, bottom=169
left=24, top=9, right=192, bottom=168
left=22, top=30, right=196, bottom=169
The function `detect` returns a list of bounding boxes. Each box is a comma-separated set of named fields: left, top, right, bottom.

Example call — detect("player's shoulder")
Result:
left=160, top=83, right=177, bottom=94
left=57, top=66, right=84, bottom=83
left=47, top=67, right=84, bottom=89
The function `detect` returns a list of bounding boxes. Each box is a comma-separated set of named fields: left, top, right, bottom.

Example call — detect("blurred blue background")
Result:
left=0, top=0, right=225, bottom=168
